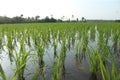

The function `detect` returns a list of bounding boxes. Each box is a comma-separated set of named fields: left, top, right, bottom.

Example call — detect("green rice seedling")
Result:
left=75, top=40, right=83, bottom=69
left=111, top=57, right=117, bottom=80
left=6, top=32, right=14, bottom=63
left=31, top=32, right=45, bottom=80
left=101, top=44, right=112, bottom=68
left=75, top=31, right=82, bottom=57
left=52, top=49, right=61, bottom=80
left=52, top=59, right=59, bottom=80
left=97, top=31, right=112, bottom=67
left=98, top=54, right=110, bottom=80
left=52, top=39, right=59, bottom=80
left=0, top=64, right=6, bottom=80
left=52, top=39, right=66, bottom=80
left=60, top=40, right=66, bottom=77
left=11, top=30, right=18, bottom=49
left=53, top=39, right=58, bottom=58
left=112, top=30, right=119, bottom=53
left=104, top=30, right=111, bottom=45
left=57, top=31, right=61, bottom=44
left=75, top=40, right=80, bottom=58
left=33, top=34, right=46, bottom=80
left=27, top=31, right=31, bottom=47
left=58, top=39, right=66, bottom=78
left=34, top=35, right=39, bottom=46
left=36, top=39, right=45, bottom=72
left=97, top=30, right=104, bottom=50
left=68, top=36, right=71, bottom=51
left=80, top=29, right=88, bottom=59
left=111, top=57, right=120, bottom=80
left=32, top=66, right=46, bottom=80
left=87, top=48, right=99, bottom=79
left=13, top=36, right=30, bottom=80
left=32, top=68, right=40, bottom=80
left=37, top=40, right=44, bottom=68
left=71, top=32, right=76, bottom=47
left=90, top=27, right=96, bottom=41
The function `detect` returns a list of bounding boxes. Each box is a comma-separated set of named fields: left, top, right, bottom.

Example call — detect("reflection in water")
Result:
left=61, top=63, right=66, bottom=80
left=61, top=41, right=66, bottom=80
left=89, top=73, right=97, bottom=80
left=54, top=45, right=57, bottom=59
left=39, top=59, right=45, bottom=80
left=75, top=54, right=82, bottom=69
left=75, top=47, right=87, bottom=71
left=81, top=47, right=86, bottom=60
left=27, top=36, right=31, bottom=47
left=18, top=74, right=25, bottom=80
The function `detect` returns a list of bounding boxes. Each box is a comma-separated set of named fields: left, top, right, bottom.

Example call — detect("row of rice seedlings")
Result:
left=31, top=32, right=46, bottom=80
left=87, top=32, right=120, bottom=80
left=59, top=39, right=66, bottom=79
left=75, top=29, right=89, bottom=61
left=112, top=30, right=119, bottom=54
left=98, top=53, right=110, bottom=80
left=6, top=32, right=14, bottom=63
left=90, top=26, right=96, bottom=41
left=87, top=28, right=110, bottom=79
left=87, top=46, right=120, bottom=80
left=37, top=37, right=46, bottom=80
left=13, top=35, right=30, bottom=80
left=98, top=53, right=120, bottom=80
left=52, top=38, right=59, bottom=80
left=111, top=57, right=118, bottom=80
left=25, top=30, right=31, bottom=47
left=86, top=48, right=99, bottom=80
left=52, top=39, right=66, bottom=80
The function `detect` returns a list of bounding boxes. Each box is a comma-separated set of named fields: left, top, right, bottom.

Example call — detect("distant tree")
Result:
left=31, top=17, right=35, bottom=22
left=20, top=14, right=23, bottom=18
left=35, top=15, right=40, bottom=21
left=0, top=16, right=11, bottom=23
left=115, top=20, right=120, bottom=22
left=51, top=17, right=57, bottom=22
left=51, top=14, right=53, bottom=18
left=57, top=19, right=62, bottom=22
left=0, top=15, right=64, bottom=24
left=76, top=18, right=79, bottom=22
left=44, top=16, right=50, bottom=22
left=81, top=17, right=86, bottom=22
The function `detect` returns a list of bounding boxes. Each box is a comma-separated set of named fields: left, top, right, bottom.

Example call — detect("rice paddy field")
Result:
left=0, top=22, right=120, bottom=80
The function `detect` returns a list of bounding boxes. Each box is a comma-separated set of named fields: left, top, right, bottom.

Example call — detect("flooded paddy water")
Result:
left=0, top=23, right=120, bottom=80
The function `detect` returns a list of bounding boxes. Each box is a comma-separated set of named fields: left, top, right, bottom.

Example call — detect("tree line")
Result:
left=0, top=14, right=89, bottom=24
left=0, top=15, right=60, bottom=24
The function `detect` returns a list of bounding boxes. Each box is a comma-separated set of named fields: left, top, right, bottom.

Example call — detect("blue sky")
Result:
left=0, top=0, right=120, bottom=20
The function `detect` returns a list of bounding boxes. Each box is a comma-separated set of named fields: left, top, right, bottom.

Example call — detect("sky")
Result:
left=0, top=0, right=120, bottom=20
